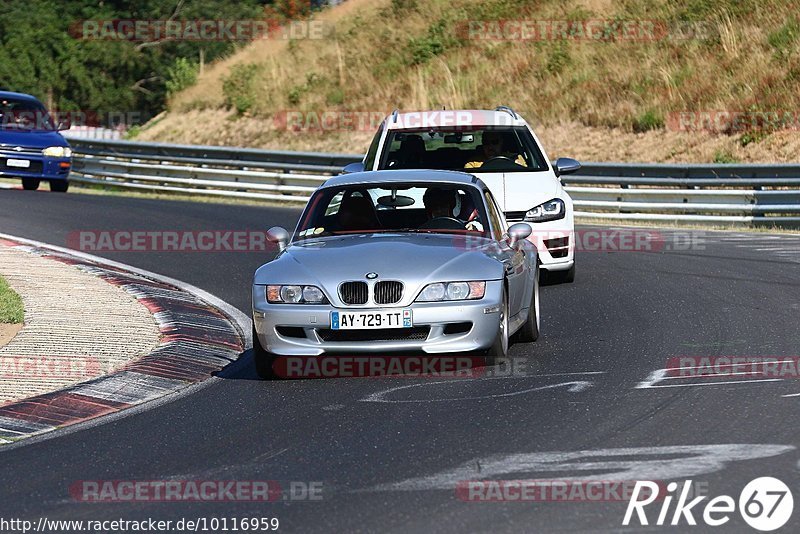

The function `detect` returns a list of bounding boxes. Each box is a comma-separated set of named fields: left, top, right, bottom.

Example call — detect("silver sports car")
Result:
left=251, top=170, right=540, bottom=378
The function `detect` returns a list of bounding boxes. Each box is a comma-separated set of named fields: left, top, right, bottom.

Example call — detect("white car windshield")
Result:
left=378, top=127, right=548, bottom=172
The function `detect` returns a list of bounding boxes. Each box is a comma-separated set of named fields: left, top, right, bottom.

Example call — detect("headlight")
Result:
left=524, top=198, right=565, bottom=222
left=416, top=281, right=485, bottom=302
left=266, top=285, right=328, bottom=304
left=42, top=146, right=72, bottom=158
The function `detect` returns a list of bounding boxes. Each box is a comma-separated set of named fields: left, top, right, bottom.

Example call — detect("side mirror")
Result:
left=507, top=222, right=532, bottom=247
left=553, top=157, right=581, bottom=177
left=342, top=162, right=365, bottom=174
left=266, top=226, right=290, bottom=252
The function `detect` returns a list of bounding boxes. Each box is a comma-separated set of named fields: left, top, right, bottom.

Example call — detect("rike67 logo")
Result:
left=624, top=477, right=793, bottom=531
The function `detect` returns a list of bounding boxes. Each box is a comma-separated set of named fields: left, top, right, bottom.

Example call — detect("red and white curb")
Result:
left=0, top=234, right=248, bottom=445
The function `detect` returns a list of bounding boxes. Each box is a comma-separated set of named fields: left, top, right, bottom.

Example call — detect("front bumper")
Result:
left=0, top=153, right=71, bottom=180
left=252, top=280, right=503, bottom=356
left=506, top=217, right=575, bottom=271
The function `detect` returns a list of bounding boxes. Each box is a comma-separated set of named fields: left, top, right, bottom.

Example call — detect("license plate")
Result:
left=331, top=309, right=412, bottom=330
left=6, top=158, right=30, bottom=168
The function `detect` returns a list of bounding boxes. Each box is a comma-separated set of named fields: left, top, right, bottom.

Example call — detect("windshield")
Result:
left=0, top=97, right=55, bottom=131
left=294, top=183, right=492, bottom=241
left=378, top=126, right=548, bottom=173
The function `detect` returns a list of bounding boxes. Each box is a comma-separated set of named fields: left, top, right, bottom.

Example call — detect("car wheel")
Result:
left=22, top=178, right=40, bottom=191
left=252, top=324, right=277, bottom=379
left=485, top=286, right=509, bottom=366
left=513, top=269, right=540, bottom=343
left=50, top=180, right=69, bottom=193
left=547, top=262, right=576, bottom=284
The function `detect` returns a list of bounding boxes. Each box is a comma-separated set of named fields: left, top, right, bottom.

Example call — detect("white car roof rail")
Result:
left=495, top=106, right=519, bottom=120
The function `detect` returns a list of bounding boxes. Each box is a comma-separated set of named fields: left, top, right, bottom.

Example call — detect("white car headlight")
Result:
left=416, top=281, right=485, bottom=302
left=524, top=198, right=565, bottom=223
left=42, top=146, right=72, bottom=158
left=267, top=285, right=328, bottom=304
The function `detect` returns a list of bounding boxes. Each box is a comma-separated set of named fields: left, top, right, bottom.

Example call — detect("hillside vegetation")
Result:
left=137, top=0, right=800, bottom=162
left=0, top=0, right=299, bottom=121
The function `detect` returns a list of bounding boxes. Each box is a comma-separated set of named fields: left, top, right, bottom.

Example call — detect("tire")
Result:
left=252, top=324, right=277, bottom=379
left=50, top=180, right=69, bottom=193
left=22, top=178, right=40, bottom=191
left=547, top=262, right=576, bottom=284
left=485, top=285, right=509, bottom=366
left=513, top=269, right=540, bottom=343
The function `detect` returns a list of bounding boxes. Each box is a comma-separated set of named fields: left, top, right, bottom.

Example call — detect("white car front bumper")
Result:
left=505, top=216, right=575, bottom=272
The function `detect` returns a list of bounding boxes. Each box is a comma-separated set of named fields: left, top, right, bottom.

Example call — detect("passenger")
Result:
left=337, top=193, right=380, bottom=232
left=394, top=135, right=426, bottom=168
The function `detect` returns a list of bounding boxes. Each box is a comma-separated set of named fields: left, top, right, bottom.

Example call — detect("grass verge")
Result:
left=0, top=275, right=24, bottom=324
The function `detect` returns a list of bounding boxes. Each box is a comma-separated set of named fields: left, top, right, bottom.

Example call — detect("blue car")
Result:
left=0, top=91, right=71, bottom=192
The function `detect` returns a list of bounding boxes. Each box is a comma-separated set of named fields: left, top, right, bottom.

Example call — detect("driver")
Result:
left=420, top=188, right=484, bottom=232
left=464, top=131, right=526, bottom=169
left=423, top=187, right=456, bottom=220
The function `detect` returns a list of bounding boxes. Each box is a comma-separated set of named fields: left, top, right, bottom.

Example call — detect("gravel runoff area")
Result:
left=0, top=241, right=161, bottom=404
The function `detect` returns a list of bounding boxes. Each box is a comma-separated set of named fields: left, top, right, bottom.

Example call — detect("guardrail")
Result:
left=562, top=163, right=800, bottom=226
left=68, top=138, right=358, bottom=203
left=68, top=138, right=800, bottom=227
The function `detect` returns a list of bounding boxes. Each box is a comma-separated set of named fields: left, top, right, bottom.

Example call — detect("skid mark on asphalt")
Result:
left=609, top=227, right=800, bottom=263
left=360, top=372, right=603, bottom=403
left=634, top=359, right=800, bottom=390
left=368, top=444, right=796, bottom=492
left=716, top=233, right=800, bottom=263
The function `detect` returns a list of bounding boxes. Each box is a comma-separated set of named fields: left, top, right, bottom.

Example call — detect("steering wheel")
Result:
left=418, top=217, right=465, bottom=230
left=479, top=155, right=515, bottom=170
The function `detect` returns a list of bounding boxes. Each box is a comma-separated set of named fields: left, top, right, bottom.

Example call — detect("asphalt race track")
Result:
left=1, top=188, right=800, bottom=532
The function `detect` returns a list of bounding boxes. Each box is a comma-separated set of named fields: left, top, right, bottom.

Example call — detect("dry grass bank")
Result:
left=136, top=0, right=800, bottom=163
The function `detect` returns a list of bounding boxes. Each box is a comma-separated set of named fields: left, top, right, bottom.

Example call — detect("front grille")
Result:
left=374, top=281, right=403, bottom=304
left=0, top=145, right=43, bottom=156
left=317, top=327, right=430, bottom=342
left=339, top=281, right=368, bottom=305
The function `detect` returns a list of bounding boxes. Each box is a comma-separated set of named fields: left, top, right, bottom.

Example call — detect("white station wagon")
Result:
left=344, top=107, right=579, bottom=283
